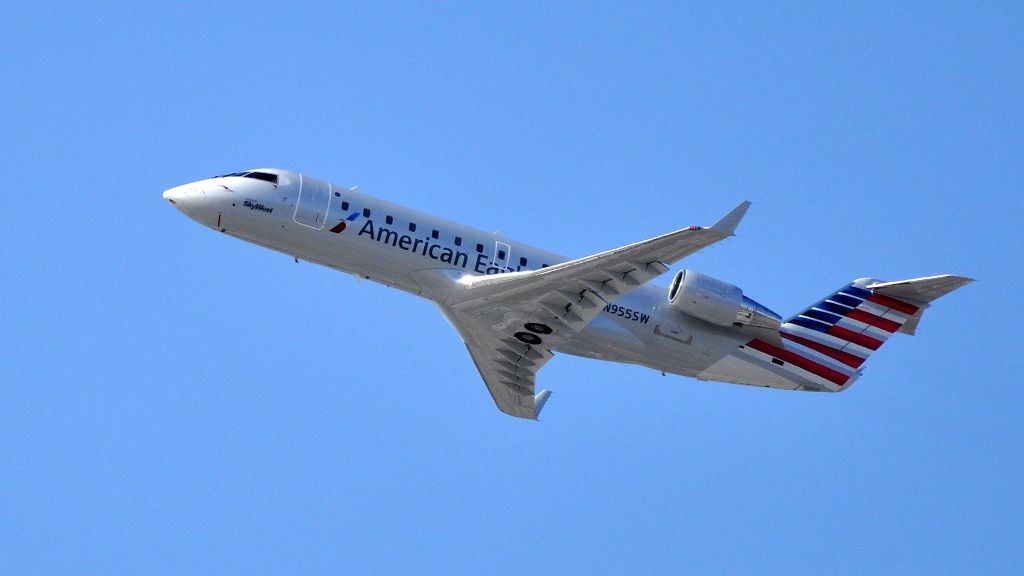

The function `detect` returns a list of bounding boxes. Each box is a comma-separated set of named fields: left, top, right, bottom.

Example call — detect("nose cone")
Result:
left=163, top=185, right=188, bottom=210
left=163, top=181, right=225, bottom=229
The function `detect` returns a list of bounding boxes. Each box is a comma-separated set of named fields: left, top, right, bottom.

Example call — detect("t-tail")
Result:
left=739, top=275, right=973, bottom=392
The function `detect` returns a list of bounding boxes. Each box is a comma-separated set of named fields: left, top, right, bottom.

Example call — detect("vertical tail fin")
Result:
left=742, top=275, right=972, bottom=391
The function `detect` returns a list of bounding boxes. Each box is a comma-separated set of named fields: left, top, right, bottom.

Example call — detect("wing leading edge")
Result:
left=441, top=201, right=751, bottom=419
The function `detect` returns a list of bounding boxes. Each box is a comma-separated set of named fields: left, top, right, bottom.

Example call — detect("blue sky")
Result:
left=1, top=2, right=1021, bottom=574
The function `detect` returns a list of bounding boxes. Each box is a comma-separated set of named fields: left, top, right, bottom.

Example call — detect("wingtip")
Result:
left=534, top=389, right=551, bottom=419
left=710, top=200, right=751, bottom=235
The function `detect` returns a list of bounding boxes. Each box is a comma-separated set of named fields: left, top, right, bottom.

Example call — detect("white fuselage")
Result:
left=163, top=169, right=785, bottom=389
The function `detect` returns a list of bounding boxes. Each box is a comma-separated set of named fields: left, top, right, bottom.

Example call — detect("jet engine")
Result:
left=667, top=269, right=782, bottom=330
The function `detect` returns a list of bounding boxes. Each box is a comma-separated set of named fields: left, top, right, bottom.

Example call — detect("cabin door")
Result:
left=293, top=175, right=332, bottom=229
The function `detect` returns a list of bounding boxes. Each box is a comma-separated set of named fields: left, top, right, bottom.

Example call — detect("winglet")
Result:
left=710, top=201, right=751, bottom=236
left=534, top=389, right=551, bottom=419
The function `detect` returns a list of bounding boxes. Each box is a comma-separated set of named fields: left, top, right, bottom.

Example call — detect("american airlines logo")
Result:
left=243, top=200, right=273, bottom=213
left=356, top=218, right=513, bottom=275
left=328, top=211, right=361, bottom=233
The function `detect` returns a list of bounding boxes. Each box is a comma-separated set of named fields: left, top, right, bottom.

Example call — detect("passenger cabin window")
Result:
left=341, top=201, right=349, bottom=211
left=519, top=257, right=528, bottom=266
left=385, top=215, right=394, bottom=225
left=475, top=243, right=484, bottom=253
left=454, top=237, right=462, bottom=246
left=409, top=223, right=417, bottom=232
left=431, top=230, right=439, bottom=239
left=362, top=208, right=371, bottom=217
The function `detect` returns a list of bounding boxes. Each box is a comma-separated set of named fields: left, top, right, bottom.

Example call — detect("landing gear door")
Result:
left=293, top=174, right=332, bottom=230
left=493, top=241, right=512, bottom=272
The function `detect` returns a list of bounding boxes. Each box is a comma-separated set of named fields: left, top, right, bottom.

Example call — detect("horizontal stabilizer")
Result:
left=866, top=275, right=974, bottom=305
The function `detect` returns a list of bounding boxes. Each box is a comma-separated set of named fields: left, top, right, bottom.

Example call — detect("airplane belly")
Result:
left=695, top=353, right=802, bottom=390
left=553, top=315, right=647, bottom=362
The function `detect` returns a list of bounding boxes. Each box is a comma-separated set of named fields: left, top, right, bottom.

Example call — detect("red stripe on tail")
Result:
left=867, top=293, right=919, bottom=315
left=847, top=309, right=902, bottom=333
left=779, top=332, right=865, bottom=368
left=747, top=339, right=852, bottom=385
left=827, top=325, right=883, bottom=350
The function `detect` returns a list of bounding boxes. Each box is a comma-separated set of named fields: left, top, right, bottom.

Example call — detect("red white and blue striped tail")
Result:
left=739, top=275, right=972, bottom=392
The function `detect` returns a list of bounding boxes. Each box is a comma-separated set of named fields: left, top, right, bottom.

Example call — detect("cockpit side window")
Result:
left=242, top=172, right=278, bottom=185
left=212, top=171, right=279, bottom=185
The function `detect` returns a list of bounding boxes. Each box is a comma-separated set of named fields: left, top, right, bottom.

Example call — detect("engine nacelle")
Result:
left=667, top=270, right=781, bottom=330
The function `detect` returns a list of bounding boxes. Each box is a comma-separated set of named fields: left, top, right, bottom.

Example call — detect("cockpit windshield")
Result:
left=212, top=171, right=279, bottom=185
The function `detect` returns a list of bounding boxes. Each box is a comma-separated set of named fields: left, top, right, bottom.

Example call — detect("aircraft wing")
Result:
left=446, top=201, right=750, bottom=330
left=441, top=201, right=750, bottom=419
left=439, top=307, right=554, bottom=419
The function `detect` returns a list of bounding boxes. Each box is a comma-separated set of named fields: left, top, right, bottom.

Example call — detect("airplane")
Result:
left=163, top=168, right=972, bottom=420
